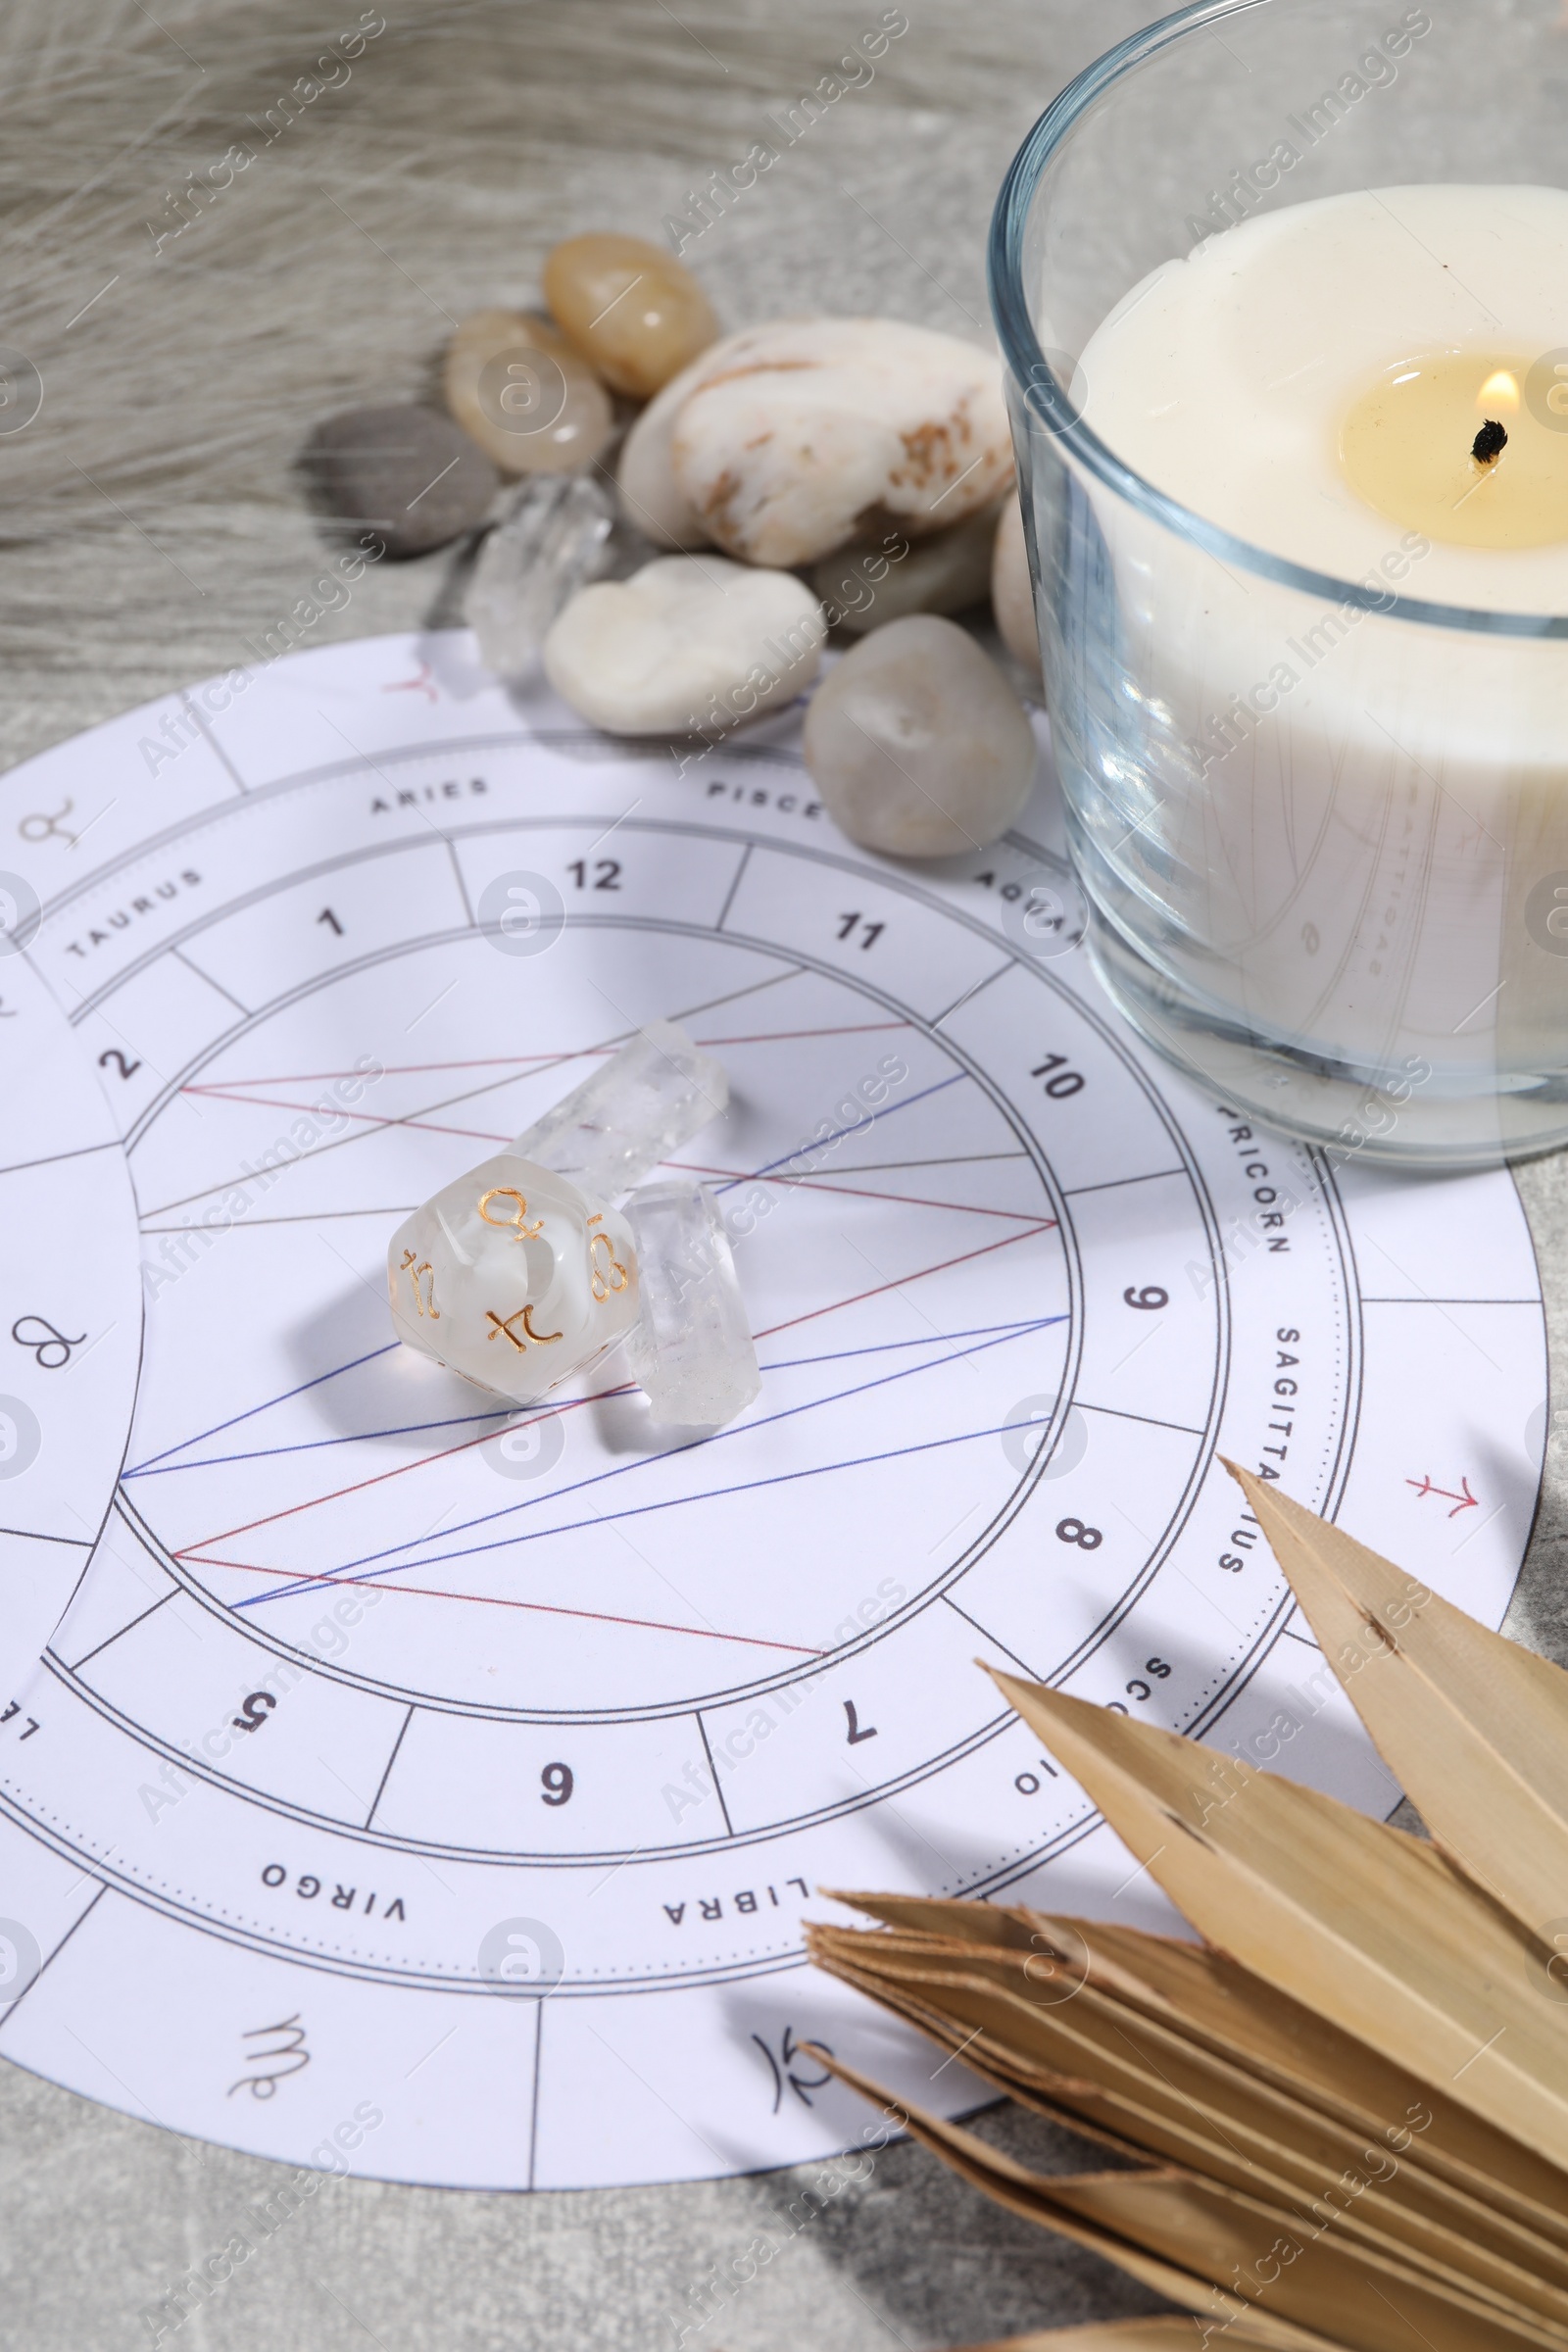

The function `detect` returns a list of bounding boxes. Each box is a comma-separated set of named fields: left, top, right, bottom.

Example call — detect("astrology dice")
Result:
left=387, top=1153, right=638, bottom=1406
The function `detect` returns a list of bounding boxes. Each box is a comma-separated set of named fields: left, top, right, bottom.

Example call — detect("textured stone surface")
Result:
left=614, top=321, right=750, bottom=548
left=543, top=553, right=825, bottom=735
left=5, top=5, right=1563, bottom=2349
left=805, top=614, right=1036, bottom=858
left=544, top=231, right=719, bottom=397
left=302, top=403, right=499, bottom=557
left=812, top=501, right=1001, bottom=634
left=443, top=307, right=614, bottom=475
left=668, top=316, right=1013, bottom=566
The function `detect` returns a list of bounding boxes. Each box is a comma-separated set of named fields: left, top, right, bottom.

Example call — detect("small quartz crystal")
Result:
left=514, top=1019, right=727, bottom=1200
left=623, top=1181, right=760, bottom=1428
left=466, top=476, right=614, bottom=678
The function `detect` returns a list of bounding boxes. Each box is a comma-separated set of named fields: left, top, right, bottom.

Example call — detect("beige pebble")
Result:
left=811, top=502, right=1001, bottom=635
left=992, top=497, right=1040, bottom=675
left=444, top=308, right=613, bottom=475
left=544, top=232, right=718, bottom=400
left=543, top=555, right=825, bottom=737
left=667, top=317, right=1013, bottom=567
left=804, top=614, right=1035, bottom=858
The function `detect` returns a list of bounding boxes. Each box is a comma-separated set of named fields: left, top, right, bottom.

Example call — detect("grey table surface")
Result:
left=2, top=3, right=1565, bottom=2346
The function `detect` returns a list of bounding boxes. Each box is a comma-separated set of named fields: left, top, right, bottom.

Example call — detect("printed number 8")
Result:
left=1055, top=1518, right=1102, bottom=1550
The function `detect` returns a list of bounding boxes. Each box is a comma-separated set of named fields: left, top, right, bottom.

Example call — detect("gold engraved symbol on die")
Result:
left=478, top=1187, right=544, bottom=1240
left=485, top=1303, right=564, bottom=1351
left=587, top=1212, right=629, bottom=1303
left=399, top=1250, right=440, bottom=1319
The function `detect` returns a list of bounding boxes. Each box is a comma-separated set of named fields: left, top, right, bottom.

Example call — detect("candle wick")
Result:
left=1472, top=417, right=1508, bottom=465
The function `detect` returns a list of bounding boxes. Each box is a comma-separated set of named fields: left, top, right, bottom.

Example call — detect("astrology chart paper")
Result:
left=0, top=630, right=1544, bottom=2189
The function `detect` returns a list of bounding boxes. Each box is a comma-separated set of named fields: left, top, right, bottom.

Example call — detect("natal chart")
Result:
left=0, top=632, right=1545, bottom=2188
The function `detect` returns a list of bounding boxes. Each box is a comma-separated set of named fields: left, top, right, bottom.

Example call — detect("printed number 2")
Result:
left=98, top=1048, right=142, bottom=1081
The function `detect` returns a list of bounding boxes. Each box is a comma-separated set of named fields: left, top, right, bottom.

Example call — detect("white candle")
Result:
left=1067, top=183, right=1568, bottom=1150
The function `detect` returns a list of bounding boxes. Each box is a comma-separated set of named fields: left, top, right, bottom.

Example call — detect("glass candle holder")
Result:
left=991, top=0, right=1568, bottom=1168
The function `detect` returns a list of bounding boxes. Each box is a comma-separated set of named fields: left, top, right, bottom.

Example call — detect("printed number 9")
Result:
left=1055, top=1518, right=1102, bottom=1550
left=1123, top=1286, right=1167, bottom=1310
left=541, top=1762, right=573, bottom=1806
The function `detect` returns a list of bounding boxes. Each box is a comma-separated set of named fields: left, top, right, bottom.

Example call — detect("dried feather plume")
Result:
left=808, top=1463, right=1568, bottom=2352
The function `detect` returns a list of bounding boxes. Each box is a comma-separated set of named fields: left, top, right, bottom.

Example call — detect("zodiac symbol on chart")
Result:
left=227, top=2012, right=310, bottom=2100
left=18, top=799, right=78, bottom=848
left=587, top=1215, right=628, bottom=1302
left=398, top=1250, right=440, bottom=1319
left=751, top=2024, right=833, bottom=2115
left=478, top=1187, right=543, bottom=1241
left=1406, top=1473, right=1478, bottom=1516
left=11, top=1315, right=85, bottom=1370
left=382, top=658, right=437, bottom=703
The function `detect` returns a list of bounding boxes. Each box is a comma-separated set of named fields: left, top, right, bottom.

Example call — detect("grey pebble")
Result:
left=804, top=613, right=1037, bottom=858
left=303, top=403, right=499, bottom=558
left=810, top=502, right=1001, bottom=636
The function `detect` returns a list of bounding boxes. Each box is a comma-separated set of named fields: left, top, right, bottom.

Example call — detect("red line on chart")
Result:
left=176, top=1086, right=513, bottom=1148
left=668, top=1157, right=1048, bottom=1225
left=174, top=1386, right=635, bottom=1557
left=145, top=971, right=812, bottom=1221
left=754, top=1220, right=1057, bottom=1341
left=174, top=1221, right=1057, bottom=1560
left=184, top=1021, right=914, bottom=1097
left=177, top=1552, right=826, bottom=1654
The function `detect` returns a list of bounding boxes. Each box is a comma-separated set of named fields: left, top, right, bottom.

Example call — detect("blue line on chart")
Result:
left=710, top=1069, right=969, bottom=1196
left=231, top=1314, right=1066, bottom=1610
left=139, top=1064, right=983, bottom=1474
left=126, top=1318, right=1063, bottom=1477
left=238, top=1410, right=1066, bottom=1619
left=126, top=1343, right=400, bottom=1475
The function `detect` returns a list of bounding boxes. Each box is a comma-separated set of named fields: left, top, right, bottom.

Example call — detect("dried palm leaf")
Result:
left=808, top=1478, right=1568, bottom=2352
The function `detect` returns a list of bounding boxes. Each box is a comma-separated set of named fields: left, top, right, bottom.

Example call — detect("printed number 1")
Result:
left=837, top=912, right=884, bottom=951
left=318, top=907, right=344, bottom=937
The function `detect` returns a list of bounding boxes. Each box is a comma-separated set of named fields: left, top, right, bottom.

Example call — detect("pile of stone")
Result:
left=305, top=231, right=1042, bottom=857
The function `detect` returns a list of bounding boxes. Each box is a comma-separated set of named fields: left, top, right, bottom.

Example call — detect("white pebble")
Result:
left=668, top=317, right=1013, bottom=567
left=543, top=555, right=825, bottom=737
left=992, top=497, right=1040, bottom=675
left=804, top=614, right=1036, bottom=858
left=614, top=328, right=758, bottom=548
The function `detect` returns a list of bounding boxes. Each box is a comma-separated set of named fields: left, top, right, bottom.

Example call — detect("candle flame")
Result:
left=1479, top=368, right=1520, bottom=411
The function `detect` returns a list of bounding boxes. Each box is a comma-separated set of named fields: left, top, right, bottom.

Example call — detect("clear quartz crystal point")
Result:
left=466, top=474, right=613, bottom=677
left=513, top=1019, right=727, bottom=1201
left=623, top=1180, right=760, bottom=1429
